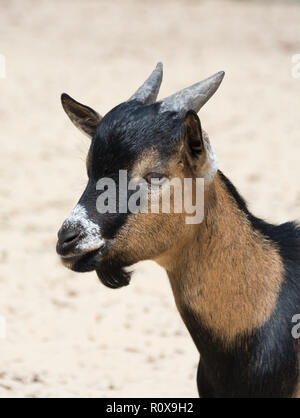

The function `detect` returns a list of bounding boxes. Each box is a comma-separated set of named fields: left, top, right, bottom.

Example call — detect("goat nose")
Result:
left=56, top=226, right=81, bottom=256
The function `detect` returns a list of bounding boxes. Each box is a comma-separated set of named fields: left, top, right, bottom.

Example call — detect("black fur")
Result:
left=96, top=261, right=132, bottom=289
left=188, top=172, right=300, bottom=398
left=81, top=101, right=184, bottom=241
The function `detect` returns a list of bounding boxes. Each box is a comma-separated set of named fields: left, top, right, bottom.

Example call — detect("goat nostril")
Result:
left=63, top=231, right=80, bottom=244
left=58, top=229, right=81, bottom=249
left=56, top=227, right=82, bottom=256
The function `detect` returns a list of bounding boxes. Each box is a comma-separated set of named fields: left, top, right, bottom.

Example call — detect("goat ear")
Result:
left=61, top=93, right=102, bottom=138
left=184, top=110, right=204, bottom=158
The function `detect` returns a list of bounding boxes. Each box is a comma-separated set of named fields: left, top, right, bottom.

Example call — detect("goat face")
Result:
left=56, top=64, right=224, bottom=288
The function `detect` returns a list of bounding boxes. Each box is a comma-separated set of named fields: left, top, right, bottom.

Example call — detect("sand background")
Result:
left=0, top=0, right=299, bottom=398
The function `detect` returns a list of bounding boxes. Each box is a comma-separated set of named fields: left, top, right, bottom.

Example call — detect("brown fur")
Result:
left=130, top=147, right=164, bottom=180
left=109, top=147, right=195, bottom=263
left=90, top=136, right=284, bottom=344
left=155, top=173, right=284, bottom=344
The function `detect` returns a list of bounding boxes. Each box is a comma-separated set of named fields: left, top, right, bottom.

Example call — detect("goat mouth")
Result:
left=60, top=245, right=132, bottom=289
left=61, top=249, right=100, bottom=272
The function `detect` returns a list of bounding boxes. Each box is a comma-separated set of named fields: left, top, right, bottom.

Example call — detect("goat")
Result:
left=56, top=63, right=300, bottom=398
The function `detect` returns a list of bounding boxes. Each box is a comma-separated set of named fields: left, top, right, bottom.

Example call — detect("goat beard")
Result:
left=96, top=259, right=132, bottom=289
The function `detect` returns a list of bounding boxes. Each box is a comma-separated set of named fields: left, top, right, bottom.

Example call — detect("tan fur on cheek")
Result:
left=110, top=210, right=187, bottom=264
left=111, top=151, right=194, bottom=261
left=109, top=149, right=203, bottom=264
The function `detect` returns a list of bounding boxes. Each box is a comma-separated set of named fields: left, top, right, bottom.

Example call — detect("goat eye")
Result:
left=145, top=173, right=167, bottom=186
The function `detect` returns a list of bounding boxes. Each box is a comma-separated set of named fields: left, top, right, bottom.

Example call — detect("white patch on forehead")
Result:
left=65, top=204, right=105, bottom=252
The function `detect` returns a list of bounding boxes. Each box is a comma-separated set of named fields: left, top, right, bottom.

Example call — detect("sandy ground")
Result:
left=0, top=0, right=300, bottom=398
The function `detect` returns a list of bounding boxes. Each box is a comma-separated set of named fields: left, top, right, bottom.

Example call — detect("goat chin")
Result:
left=96, top=261, right=132, bottom=289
